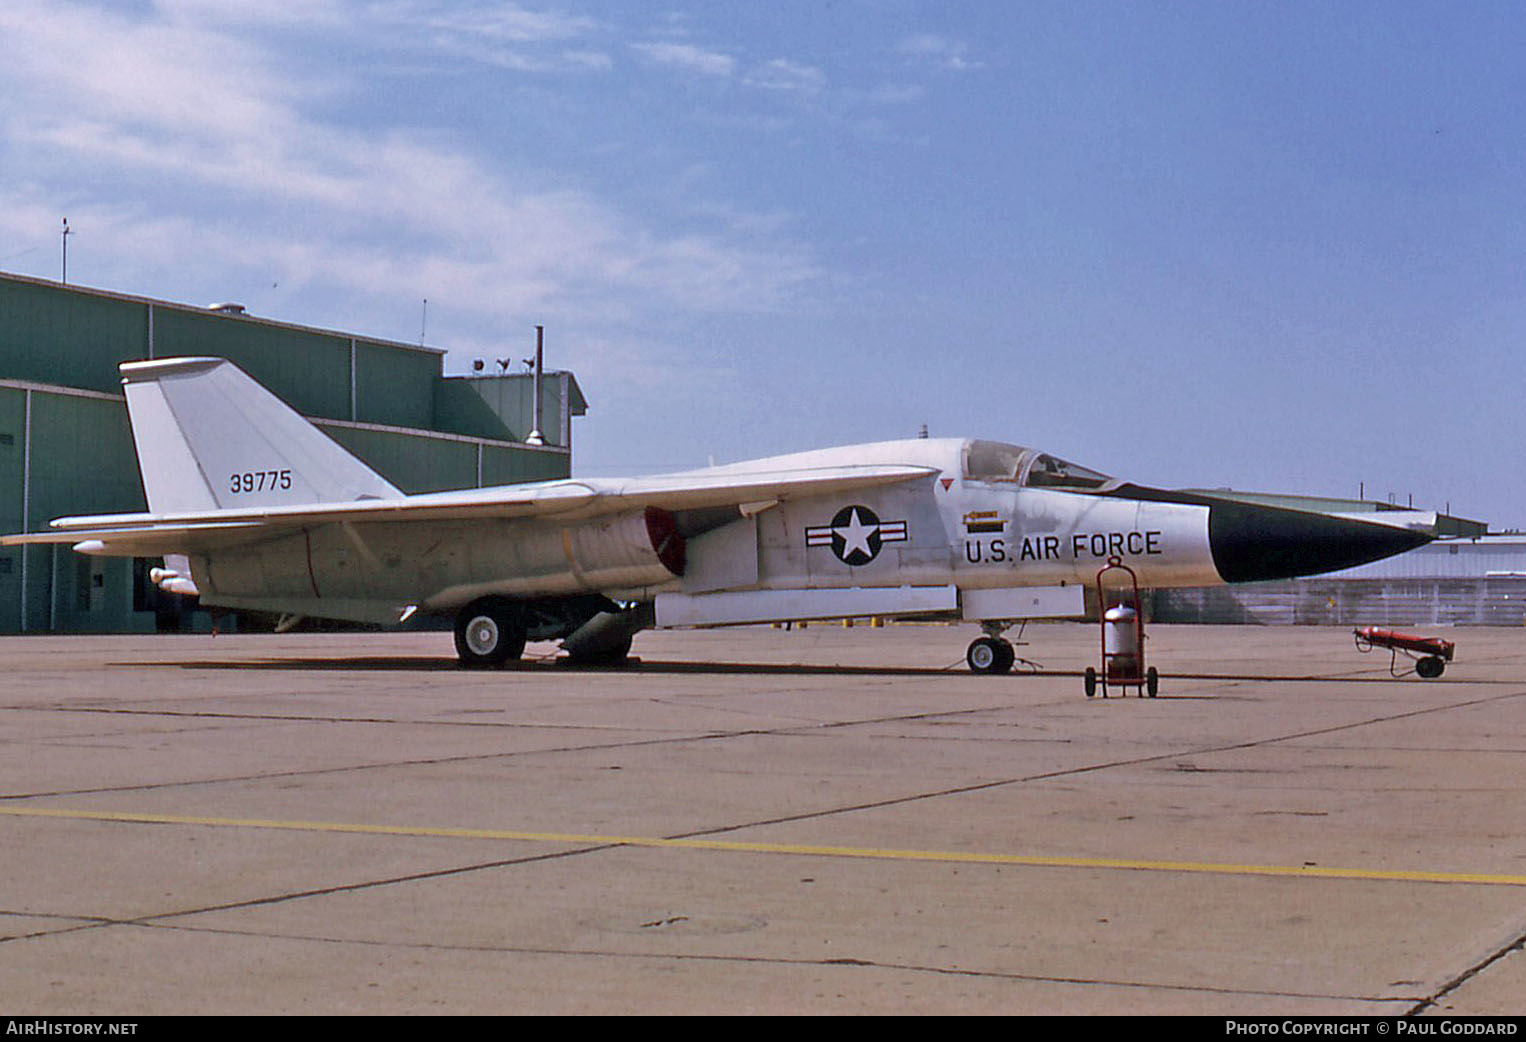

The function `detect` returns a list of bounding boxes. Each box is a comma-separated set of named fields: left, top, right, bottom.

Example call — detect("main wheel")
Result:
left=1416, top=655, right=1446, bottom=679
left=967, top=636, right=1013, bottom=674
left=1146, top=666, right=1159, bottom=698
left=567, top=633, right=635, bottom=667
left=454, top=599, right=526, bottom=668
left=1084, top=667, right=1097, bottom=697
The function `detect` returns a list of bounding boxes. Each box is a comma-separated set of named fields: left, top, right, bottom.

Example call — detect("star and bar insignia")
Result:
left=806, top=505, right=908, bottom=566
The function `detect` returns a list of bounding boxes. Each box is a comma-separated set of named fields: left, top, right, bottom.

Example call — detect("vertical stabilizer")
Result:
left=121, top=357, right=402, bottom=513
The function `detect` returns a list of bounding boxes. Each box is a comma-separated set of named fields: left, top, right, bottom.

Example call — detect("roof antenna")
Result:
left=61, top=218, right=71, bottom=284
left=419, top=298, right=428, bottom=345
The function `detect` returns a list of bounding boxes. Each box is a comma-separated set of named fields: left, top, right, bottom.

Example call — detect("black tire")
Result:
left=1146, top=666, right=1159, bottom=698
left=1084, top=667, right=1097, bottom=698
left=454, top=599, right=526, bottom=668
left=1416, top=655, right=1445, bottom=679
left=567, top=633, right=635, bottom=667
left=967, top=637, right=1009, bottom=674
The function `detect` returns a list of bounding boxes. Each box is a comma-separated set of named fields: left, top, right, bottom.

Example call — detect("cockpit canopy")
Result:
left=961, top=440, right=1117, bottom=491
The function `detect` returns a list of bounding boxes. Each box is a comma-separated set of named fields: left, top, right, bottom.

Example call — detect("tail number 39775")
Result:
left=230, top=469, right=293, bottom=494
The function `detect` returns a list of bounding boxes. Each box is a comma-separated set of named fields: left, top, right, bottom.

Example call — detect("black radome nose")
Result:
left=1207, top=501, right=1432, bottom=584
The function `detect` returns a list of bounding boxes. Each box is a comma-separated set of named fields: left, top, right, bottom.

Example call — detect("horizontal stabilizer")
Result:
left=4, top=521, right=266, bottom=556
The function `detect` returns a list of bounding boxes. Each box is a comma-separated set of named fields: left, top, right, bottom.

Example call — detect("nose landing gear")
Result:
left=966, top=634, right=1016, bottom=674
left=965, top=621, right=1039, bottom=675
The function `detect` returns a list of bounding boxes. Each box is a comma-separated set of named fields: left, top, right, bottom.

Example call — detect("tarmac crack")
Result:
left=2, top=703, right=750, bottom=731
left=5, top=682, right=1520, bottom=1013
left=0, top=908, right=124, bottom=944
left=1405, top=921, right=1526, bottom=1016
left=654, top=688, right=1526, bottom=842
left=0, top=705, right=1013, bottom=802
left=0, top=843, right=624, bottom=943
left=7, top=688, right=1523, bottom=838
left=81, top=918, right=1425, bottom=1009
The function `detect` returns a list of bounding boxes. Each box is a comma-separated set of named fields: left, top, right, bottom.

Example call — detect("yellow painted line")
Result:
left=5, top=805, right=1526, bottom=887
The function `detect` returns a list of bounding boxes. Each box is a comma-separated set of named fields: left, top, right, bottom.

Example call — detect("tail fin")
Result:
left=122, top=357, right=402, bottom=513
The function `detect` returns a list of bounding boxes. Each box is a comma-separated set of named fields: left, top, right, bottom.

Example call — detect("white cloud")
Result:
left=630, top=41, right=737, bottom=78
left=864, top=84, right=926, bottom=105
left=0, top=0, right=818, bottom=330
left=684, top=200, right=797, bottom=237
left=151, top=0, right=354, bottom=28
left=0, top=4, right=313, bottom=140
left=452, top=43, right=613, bottom=73
left=368, top=0, right=598, bottom=43
left=897, top=33, right=983, bottom=71
left=362, top=1, right=611, bottom=72
left=744, top=58, right=826, bottom=93
left=566, top=332, right=744, bottom=407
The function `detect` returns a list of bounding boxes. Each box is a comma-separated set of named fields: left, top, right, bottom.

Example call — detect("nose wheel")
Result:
left=966, top=635, right=1016, bottom=674
left=966, top=620, right=1041, bottom=675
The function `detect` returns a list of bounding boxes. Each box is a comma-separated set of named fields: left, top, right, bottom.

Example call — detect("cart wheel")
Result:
left=1416, top=656, right=1445, bottom=679
left=1084, top=667, right=1097, bottom=698
left=1146, top=667, right=1159, bottom=698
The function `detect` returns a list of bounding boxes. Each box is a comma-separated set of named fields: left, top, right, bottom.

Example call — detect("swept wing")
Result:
left=4, top=464, right=935, bottom=557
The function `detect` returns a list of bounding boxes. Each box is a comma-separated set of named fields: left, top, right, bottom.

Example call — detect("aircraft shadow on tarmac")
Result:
left=126, top=657, right=1447, bottom=683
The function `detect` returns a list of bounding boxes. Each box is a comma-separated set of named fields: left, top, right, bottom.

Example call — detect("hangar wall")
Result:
left=0, top=271, right=586, bottom=634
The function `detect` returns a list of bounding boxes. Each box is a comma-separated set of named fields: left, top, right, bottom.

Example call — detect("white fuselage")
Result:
left=182, top=439, right=1221, bottom=626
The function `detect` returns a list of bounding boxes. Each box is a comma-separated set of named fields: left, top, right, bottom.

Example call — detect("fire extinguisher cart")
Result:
left=1352, top=626, right=1455, bottom=679
left=1085, top=557, right=1159, bottom=698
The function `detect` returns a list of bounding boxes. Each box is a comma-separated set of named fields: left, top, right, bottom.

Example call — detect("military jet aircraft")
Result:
left=2, top=357, right=1432, bottom=673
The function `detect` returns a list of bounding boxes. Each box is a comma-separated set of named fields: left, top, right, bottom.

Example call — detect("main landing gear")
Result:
left=454, top=597, right=527, bottom=668
left=453, top=595, right=645, bottom=668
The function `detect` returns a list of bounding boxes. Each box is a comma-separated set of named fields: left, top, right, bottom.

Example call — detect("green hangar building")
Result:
left=0, top=271, right=585, bottom=634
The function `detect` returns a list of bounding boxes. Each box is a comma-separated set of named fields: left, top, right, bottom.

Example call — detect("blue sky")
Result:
left=3, top=2, right=1522, bottom=525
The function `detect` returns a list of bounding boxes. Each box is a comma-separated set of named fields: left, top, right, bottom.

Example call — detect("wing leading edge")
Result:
left=2, top=464, right=937, bottom=557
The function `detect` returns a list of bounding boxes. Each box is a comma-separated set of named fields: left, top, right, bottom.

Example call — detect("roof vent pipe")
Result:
left=526, top=325, right=545, bottom=446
